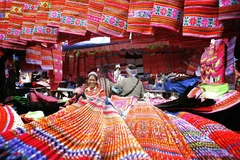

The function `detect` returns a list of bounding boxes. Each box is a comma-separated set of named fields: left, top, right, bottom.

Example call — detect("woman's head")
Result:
left=126, top=64, right=138, bottom=77
left=87, top=71, right=98, bottom=88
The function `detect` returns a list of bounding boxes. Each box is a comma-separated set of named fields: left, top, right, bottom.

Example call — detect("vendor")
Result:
left=62, top=71, right=106, bottom=108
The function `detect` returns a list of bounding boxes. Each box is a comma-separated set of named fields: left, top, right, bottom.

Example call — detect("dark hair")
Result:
left=128, top=64, right=137, bottom=70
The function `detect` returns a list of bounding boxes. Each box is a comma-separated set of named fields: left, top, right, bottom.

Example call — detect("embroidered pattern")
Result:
left=128, top=10, right=152, bottom=18
left=33, top=26, right=58, bottom=34
left=152, top=5, right=183, bottom=21
left=23, top=4, right=38, bottom=10
left=49, top=11, right=61, bottom=19
left=102, top=14, right=127, bottom=30
left=183, top=16, right=223, bottom=28
left=61, top=16, right=86, bottom=27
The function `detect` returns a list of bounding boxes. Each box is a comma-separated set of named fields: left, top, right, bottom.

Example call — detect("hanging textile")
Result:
left=212, top=39, right=226, bottom=83
left=151, top=0, right=184, bottom=33
left=98, top=0, right=129, bottom=37
left=20, top=0, right=39, bottom=41
left=67, top=51, right=74, bottom=76
left=87, top=0, right=104, bottom=34
left=25, top=45, right=42, bottom=65
left=72, top=51, right=79, bottom=80
left=225, top=36, right=237, bottom=90
left=41, top=47, right=53, bottom=70
left=156, top=53, right=168, bottom=73
left=52, top=46, right=63, bottom=82
left=59, top=0, right=88, bottom=36
left=47, top=0, right=66, bottom=27
left=32, top=0, right=59, bottom=43
left=218, top=0, right=240, bottom=20
left=182, top=0, right=224, bottom=38
left=150, top=54, right=159, bottom=74
left=6, top=0, right=26, bottom=45
left=142, top=52, right=151, bottom=73
left=95, top=51, right=102, bottom=68
left=78, top=52, right=86, bottom=76
left=127, top=0, right=154, bottom=35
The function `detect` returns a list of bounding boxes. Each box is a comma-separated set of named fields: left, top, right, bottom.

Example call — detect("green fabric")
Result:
left=25, top=111, right=45, bottom=120
left=199, top=83, right=229, bottom=99
left=12, top=96, right=29, bottom=105
left=58, top=99, right=69, bottom=103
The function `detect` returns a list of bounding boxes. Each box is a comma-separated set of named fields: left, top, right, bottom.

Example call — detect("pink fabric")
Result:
left=33, top=89, right=58, bottom=103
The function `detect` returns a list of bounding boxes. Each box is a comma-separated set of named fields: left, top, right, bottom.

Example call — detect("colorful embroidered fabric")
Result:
left=47, top=0, right=65, bottom=27
left=0, top=99, right=150, bottom=159
left=110, top=95, right=138, bottom=111
left=127, top=0, right=154, bottom=35
left=0, top=105, right=24, bottom=133
left=98, top=0, right=129, bottom=37
left=182, top=0, right=224, bottom=38
left=87, top=0, right=104, bottom=34
left=125, top=101, right=197, bottom=159
left=225, top=36, right=237, bottom=90
left=59, top=0, right=88, bottom=36
left=20, top=0, right=38, bottom=41
left=6, top=0, right=26, bottom=45
left=218, top=0, right=240, bottom=20
left=168, top=114, right=234, bottom=159
left=32, top=0, right=59, bottom=44
left=212, top=39, right=226, bottom=83
left=151, top=0, right=184, bottom=33
left=178, top=112, right=240, bottom=159
left=1, top=98, right=240, bottom=159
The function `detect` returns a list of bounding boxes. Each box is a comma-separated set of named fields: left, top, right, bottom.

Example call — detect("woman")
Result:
left=62, top=71, right=106, bottom=108
left=84, top=71, right=106, bottom=98
left=113, top=64, right=145, bottom=98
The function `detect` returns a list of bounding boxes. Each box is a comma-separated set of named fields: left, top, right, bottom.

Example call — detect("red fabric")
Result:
left=41, top=47, right=53, bottom=70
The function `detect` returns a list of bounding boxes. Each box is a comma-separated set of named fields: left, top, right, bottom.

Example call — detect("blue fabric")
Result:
left=164, top=77, right=199, bottom=94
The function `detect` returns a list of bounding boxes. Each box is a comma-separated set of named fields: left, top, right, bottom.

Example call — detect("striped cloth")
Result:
left=0, top=105, right=24, bottom=133
left=87, top=0, right=104, bottom=34
left=20, top=0, right=38, bottom=41
left=127, top=0, right=154, bottom=35
left=182, top=0, right=224, bottom=38
left=169, top=114, right=234, bottom=159
left=98, top=0, right=129, bottom=37
left=151, top=0, right=184, bottom=33
left=178, top=112, right=240, bottom=159
left=47, top=0, right=65, bottom=27
left=0, top=98, right=239, bottom=159
left=59, top=0, right=88, bottom=36
left=6, top=0, right=27, bottom=45
left=218, top=0, right=240, bottom=20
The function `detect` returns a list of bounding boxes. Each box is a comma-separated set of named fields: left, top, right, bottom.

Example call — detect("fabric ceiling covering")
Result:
left=0, top=0, right=239, bottom=51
